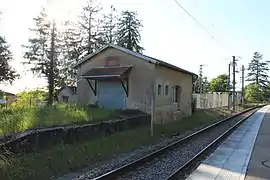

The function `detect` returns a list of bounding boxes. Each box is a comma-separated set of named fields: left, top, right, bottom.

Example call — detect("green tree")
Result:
left=262, top=82, right=270, bottom=100
left=116, top=10, right=144, bottom=53
left=61, top=21, right=84, bottom=86
left=208, top=74, right=229, bottom=92
left=0, top=13, right=19, bottom=84
left=245, top=83, right=264, bottom=103
left=0, top=90, right=4, bottom=98
left=78, top=0, right=103, bottom=54
left=11, top=89, right=47, bottom=107
left=246, top=52, right=269, bottom=88
left=193, top=76, right=209, bottom=93
left=100, top=5, right=118, bottom=44
left=23, top=8, right=62, bottom=105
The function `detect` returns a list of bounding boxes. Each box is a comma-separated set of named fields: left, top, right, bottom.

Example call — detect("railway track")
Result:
left=90, top=106, right=262, bottom=180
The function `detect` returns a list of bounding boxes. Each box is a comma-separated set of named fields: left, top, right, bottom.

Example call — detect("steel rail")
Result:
left=165, top=107, right=260, bottom=180
left=92, top=106, right=262, bottom=180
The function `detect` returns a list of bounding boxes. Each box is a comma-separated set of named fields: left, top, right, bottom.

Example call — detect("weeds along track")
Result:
left=90, top=107, right=260, bottom=180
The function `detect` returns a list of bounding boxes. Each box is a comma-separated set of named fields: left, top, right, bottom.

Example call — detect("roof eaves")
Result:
left=3, top=91, right=16, bottom=96
left=66, top=86, right=77, bottom=94
left=156, top=60, right=197, bottom=76
left=72, top=45, right=110, bottom=69
left=73, top=44, right=158, bottom=69
left=72, top=44, right=197, bottom=77
left=58, top=85, right=76, bottom=95
left=117, top=48, right=197, bottom=76
left=110, top=44, right=157, bottom=64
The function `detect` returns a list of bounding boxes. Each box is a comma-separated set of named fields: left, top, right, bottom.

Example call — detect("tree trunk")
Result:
left=47, top=22, right=56, bottom=106
left=88, top=12, right=92, bottom=54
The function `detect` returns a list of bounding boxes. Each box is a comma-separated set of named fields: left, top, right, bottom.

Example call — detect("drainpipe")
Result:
left=150, top=64, right=157, bottom=136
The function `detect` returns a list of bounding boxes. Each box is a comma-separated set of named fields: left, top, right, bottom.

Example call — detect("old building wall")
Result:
left=154, top=65, right=193, bottom=123
left=77, top=48, right=155, bottom=113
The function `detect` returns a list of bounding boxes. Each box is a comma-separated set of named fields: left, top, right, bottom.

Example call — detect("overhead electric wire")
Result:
left=173, top=0, right=230, bottom=55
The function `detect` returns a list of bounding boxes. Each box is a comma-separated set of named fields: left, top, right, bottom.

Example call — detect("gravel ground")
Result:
left=53, top=111, right=245, bottom=180
left=113, top=112, right=251, bottom=180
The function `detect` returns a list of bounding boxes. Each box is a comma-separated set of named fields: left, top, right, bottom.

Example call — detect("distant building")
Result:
left=57, top=85, right=77, bottom=104
left=0, top=91, right=17, bottom=105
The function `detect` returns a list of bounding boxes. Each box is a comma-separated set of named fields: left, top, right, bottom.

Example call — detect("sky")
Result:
left=0, top=0, right=270, bottom=93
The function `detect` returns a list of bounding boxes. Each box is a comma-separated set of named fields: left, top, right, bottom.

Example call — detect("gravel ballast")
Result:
left=53, top=110, right=249, bottom=180
left=117, top=111, right=253, bottom=180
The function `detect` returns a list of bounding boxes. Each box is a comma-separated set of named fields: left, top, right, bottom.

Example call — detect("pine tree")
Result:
left=78, top=0, right=103, bottom=55
left=0, top=13, right=18, bottom=84
left=116, top=10, right=144, bottom=53
left=93, top=18, right=107, bottom=50
left=246, top=52, right=269, bottom=88
left=193, top=76, right=209, bottom=93
left=61, top=21, right=83, bottom=86
left=23, top=8, right=62, bottom=105
left=101, top=5, right=117, bottom=45
left=0, top=36, right=18, bottom=84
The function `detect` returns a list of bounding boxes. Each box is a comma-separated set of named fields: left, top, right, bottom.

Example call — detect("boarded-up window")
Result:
left=157, top=85, right=162, bottom=95
left=165, top=85, right=169, bottom=96
left=105, top=56, right=120, bottom=67
left=174, top=85, right=181, bottom=110
left=62, top=96, right=69, bottom=103
left=174, top=85, right=181, bottom=103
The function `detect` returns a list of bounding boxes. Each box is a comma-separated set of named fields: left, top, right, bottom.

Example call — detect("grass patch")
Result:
left=0, top=104, right=119, bottom=136
left=0, top=108, right=235, bottom=180
left=154, top=108, right=232, bottom=136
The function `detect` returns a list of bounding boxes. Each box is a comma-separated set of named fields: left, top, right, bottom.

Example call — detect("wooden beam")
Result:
left=86, top=79, right=97, bottom=96
left=126, top=78, right=129, bottom=97
left=120, top=78, right=129, bottom=97
left=94, top=80, right=97, bottom=94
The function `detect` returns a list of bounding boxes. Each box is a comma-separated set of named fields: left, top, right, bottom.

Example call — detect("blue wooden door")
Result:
left=98, top=80, right=125, bottom=109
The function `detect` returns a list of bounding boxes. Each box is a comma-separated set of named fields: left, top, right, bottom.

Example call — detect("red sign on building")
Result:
left=105, top=56, right=120, bottom=67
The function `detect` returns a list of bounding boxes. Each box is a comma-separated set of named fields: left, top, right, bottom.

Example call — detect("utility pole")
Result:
left=199, top=65, right=203, bottom=94
left=241, top=65, right=245, bottom=106
left=203, top=77, right=207, bottom=94
left=228, top=63, right=231, bottom=109
left=199, top=65, right=204, bottom=109
left=203, top=77, right=208, bottom=108
left=232, top=56, right=237, bottom=111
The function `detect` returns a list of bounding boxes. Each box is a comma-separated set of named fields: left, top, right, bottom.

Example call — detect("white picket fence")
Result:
left=193, top=92, right=242, bottom=109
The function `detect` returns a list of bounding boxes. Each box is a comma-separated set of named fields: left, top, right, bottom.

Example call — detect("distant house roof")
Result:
left=58, top=85, right=77, bottom=95
left=2, top=91, right=16, bottom=96
left=68, top=86, right=77, bottom=94
left=73, top=44, right=197, bottom=77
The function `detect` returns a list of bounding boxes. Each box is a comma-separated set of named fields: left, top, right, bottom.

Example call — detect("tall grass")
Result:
left=0, top=104, right=118, bottom=136
left=0, top=148, right=15, bottom=177
left=0, top=108, right=235, bottom=180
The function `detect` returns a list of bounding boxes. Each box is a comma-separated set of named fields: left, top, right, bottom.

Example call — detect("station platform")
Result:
left=186, top=105, right=270, bottom=180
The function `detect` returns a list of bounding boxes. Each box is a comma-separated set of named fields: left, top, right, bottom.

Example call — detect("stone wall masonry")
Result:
left=0, top=114, right=150, bottom=154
